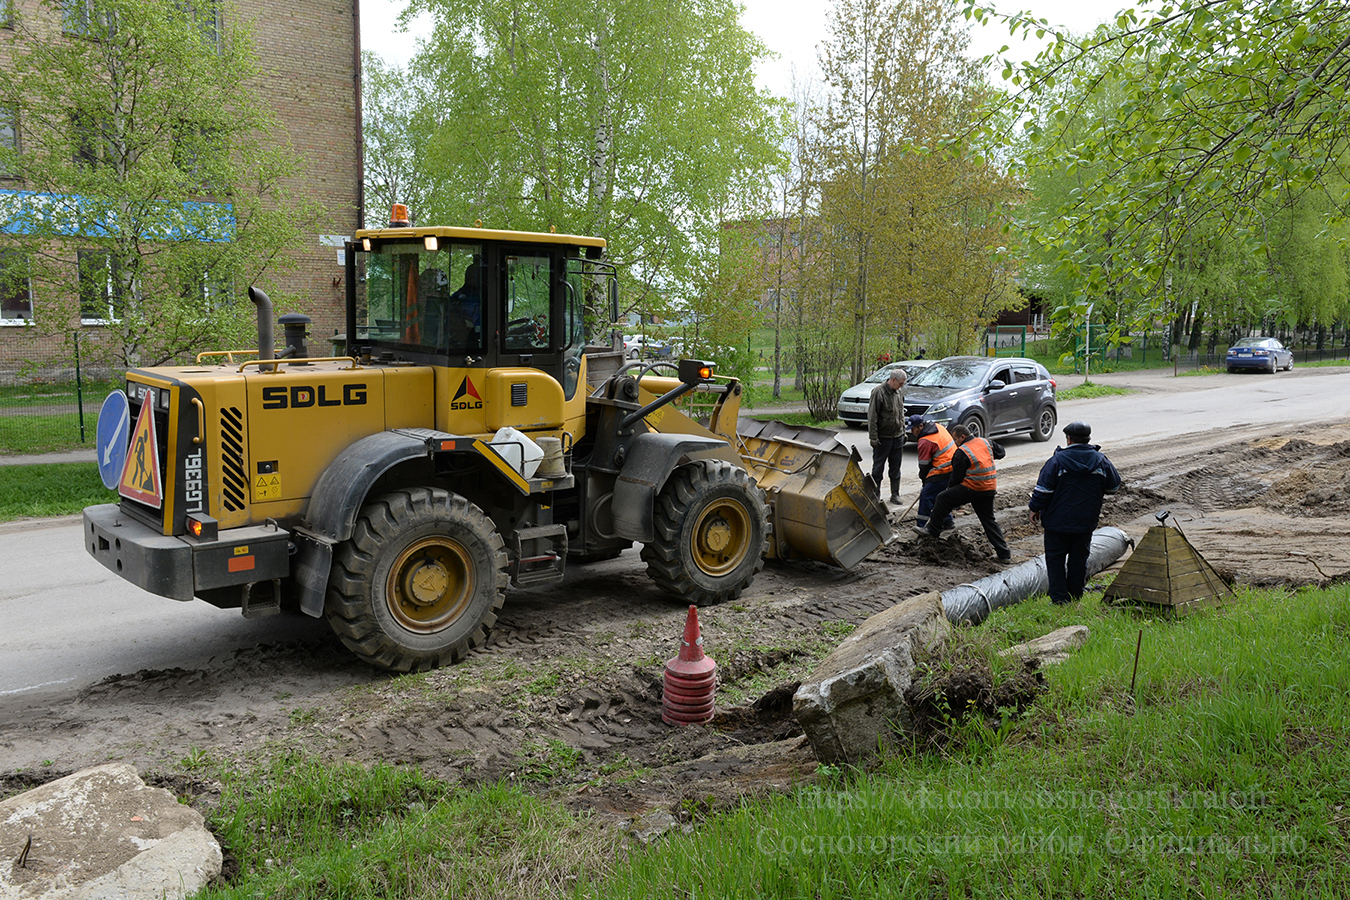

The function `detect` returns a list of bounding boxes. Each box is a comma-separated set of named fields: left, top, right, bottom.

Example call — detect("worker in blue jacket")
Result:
left=1028, top=420, right=1122, bottom=605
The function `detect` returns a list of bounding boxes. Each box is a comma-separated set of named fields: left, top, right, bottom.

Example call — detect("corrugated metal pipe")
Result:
left=942, top=526, right=1133, bottom=625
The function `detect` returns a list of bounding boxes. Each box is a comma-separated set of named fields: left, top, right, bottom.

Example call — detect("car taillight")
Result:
left=1049, top=378, right=1057, bottom=390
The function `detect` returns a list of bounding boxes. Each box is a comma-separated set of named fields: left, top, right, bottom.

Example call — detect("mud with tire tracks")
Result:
left=5, top=421, right=1350, bottom=828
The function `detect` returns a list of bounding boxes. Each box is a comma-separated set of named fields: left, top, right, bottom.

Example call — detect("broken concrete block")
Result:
left=999, top=625, right=1090, bottom=667
left=0, top=762, right=221, bottom=900
left=793, top=591, right=949, bottom=765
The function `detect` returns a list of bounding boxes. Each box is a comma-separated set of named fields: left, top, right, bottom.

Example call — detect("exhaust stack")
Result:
left=247, top=286, right=275, bottom=365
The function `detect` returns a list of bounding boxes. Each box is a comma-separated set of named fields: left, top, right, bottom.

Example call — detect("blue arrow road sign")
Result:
left=96, top=390, right=130, bottom=490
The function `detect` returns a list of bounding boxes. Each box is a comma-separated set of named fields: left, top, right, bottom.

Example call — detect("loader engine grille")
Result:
left=511, top=382, right=528, bottom=406
left=220, top=406, right=247, bottom=511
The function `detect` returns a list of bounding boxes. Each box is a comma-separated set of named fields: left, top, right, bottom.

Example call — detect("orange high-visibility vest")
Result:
left=960, top=437, right=998, bottom=491
left=922, top=425, right=957, bottom=480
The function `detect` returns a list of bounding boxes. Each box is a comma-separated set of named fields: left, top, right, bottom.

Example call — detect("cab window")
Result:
left=359, top=241, right=483, bottom=354
left=504, top=253, right=552, bottom=352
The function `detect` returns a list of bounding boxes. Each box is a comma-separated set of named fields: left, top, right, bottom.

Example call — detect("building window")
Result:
left=0, top=251, right=32, bottom=325
left=2, top=0, right=13, bottom=28
left=0, top=106, right=17, bottom=179
left=63, top=0, right=93, bottom=35
left=183, top=268, right=232, bottom=311
left=72, top=112, right=113, bottom=169
left=79, top=250, right=123, bottom=323
left=175, top=0, right=221, bottom=47
left=62, top=0, right=117, bottom=36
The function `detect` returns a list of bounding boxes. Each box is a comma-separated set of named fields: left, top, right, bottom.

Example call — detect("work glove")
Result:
left=870, top=440, right=879, bottom=449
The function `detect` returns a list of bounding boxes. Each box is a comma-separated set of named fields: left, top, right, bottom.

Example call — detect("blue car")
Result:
left=1226, top=337, right=1293, bottom=373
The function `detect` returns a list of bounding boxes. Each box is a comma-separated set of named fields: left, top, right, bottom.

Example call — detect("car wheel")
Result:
left=1270, top=359, right=1278, bottom=374
left=956, top=412, right=986, bottom=440
left=1031, top=405, right=1056, bottom=442
left=1285, top=358, right=1294, bottom=371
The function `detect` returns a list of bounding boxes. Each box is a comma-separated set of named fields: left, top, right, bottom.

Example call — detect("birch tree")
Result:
left=393, top=0, right=784, bottom=319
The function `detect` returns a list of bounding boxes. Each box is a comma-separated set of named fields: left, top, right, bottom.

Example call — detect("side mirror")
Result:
left=987, top=379, right=1006, bottom=391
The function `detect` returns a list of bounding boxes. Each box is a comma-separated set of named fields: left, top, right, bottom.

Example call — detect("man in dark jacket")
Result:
left=1028, top=420, right=1122, bottom=605
left=867, top=369, right=906, bottom=503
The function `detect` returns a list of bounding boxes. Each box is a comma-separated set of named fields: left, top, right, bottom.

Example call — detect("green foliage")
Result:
left=0, top=0, right=316, bottom=368
left=0, top=463, right=112, bottom=519
left=813, top=0, right=1021, bottom=380
left=979, top=0, right=1350, bottom=341
left=380, top=0, right=784, bottom=322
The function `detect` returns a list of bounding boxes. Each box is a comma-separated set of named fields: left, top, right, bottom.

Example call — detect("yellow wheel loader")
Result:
left=83, top=208, right=891, bottom=672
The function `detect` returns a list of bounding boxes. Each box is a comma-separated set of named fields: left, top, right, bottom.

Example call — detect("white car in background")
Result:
left=623, top=335, right=653, bottom=358
left=836, top=360, right=935, bottom=429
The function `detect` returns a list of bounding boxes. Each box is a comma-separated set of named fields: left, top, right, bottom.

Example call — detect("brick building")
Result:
left=0, top=0, right=362, bottom=377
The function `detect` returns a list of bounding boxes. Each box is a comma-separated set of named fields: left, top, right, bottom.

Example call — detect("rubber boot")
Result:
left=889, top=478, right=901, bottom=504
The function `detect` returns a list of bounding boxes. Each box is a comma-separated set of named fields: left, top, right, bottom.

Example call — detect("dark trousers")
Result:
left=916, top=477, right=954, bottom=529
left=1044, top=529, right=1093, bottom=604
left=871, top=436, right=904, bottom=486
left=928, top=484, right=1009, bottom=558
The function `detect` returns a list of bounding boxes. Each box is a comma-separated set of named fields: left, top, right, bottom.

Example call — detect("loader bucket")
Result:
left=735, top=418, right=891, bottom=569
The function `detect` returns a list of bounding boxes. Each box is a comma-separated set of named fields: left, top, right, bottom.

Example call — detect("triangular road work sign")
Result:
left=119, top=399, right=163, bottom=509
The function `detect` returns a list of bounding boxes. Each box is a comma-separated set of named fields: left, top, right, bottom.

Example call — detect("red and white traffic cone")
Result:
left=662, top=605, right=717, bottom=725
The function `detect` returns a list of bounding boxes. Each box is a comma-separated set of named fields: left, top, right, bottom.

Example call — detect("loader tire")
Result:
left=641, top=460, right=769, bottom=605
left=325, top=487, right=507, bottom=672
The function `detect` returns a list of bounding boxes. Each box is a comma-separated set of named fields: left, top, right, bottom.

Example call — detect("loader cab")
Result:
left=346, top=217, right=614, bottom=428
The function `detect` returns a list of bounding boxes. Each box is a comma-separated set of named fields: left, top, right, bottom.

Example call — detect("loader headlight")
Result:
left=678, top=359, right=715, bottom=385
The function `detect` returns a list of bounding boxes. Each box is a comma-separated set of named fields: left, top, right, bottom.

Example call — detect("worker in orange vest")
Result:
left=907, top=414, right=956, bottom=532
left=913, top=424, right=1011, bottom=563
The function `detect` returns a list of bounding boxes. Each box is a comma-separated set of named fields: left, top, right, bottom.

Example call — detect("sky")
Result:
left=360, top=0, right=1117, bottom=95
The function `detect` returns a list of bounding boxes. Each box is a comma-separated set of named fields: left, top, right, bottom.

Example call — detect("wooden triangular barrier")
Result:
left=1102, top=523, right=1232, bottom=616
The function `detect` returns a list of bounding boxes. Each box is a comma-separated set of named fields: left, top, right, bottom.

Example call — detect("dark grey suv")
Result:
left=903, top=356, right=1058, bottom=442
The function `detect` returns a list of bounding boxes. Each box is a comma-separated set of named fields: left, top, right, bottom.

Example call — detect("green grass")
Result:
left=0, top=378, right=120, bottom=409
left=586, top=584, right=1350, bottom=897
left=751, top=411, right=843, bottom=428
left=0, top=413, right=96, bottom=455
left=195, top=753, right=618, bottom=900
left=0, top=462, right=113, bottom=520
left=1056, top=382, right=1133, bottom=401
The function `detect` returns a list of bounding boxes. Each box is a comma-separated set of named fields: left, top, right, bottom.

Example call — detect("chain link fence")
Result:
left=1, top=332, right=118, bottom=458
left=1044, top=327, right=1350, bottom=374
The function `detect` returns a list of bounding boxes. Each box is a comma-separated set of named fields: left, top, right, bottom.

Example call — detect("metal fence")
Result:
left=0, top=332, right=113, bottom=458
left=1057, top=327, right=1350, bottom=374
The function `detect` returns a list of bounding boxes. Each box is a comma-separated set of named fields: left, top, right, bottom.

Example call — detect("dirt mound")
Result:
left=904, top=644, right=1046, bottom=749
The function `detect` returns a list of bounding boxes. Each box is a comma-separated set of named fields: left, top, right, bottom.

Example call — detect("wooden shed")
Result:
left=1102, top=523, right=1232, bottom=615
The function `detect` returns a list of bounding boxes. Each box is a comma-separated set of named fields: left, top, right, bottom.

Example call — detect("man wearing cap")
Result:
left=1029, top=421, right=1122, bottom=605
left=908, top=415, right=956, bottom=532
left=867, top=369, right=907, bottom=503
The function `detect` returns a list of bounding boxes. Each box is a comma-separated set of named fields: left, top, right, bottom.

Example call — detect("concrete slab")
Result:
left=0, top=763, right=221, bottom=900
left=999, top=625, right=1090, bottom=666
left=793, top=591, right=949, bottom=765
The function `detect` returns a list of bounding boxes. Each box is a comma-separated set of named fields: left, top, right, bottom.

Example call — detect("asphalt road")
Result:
left=833, top=365, right=1350, bottom=477
left=1, top=365, right=1346, bottom=697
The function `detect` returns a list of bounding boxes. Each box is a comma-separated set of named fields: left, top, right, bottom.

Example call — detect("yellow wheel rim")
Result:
left=691, top=497, right=752, bottom=577
left=386, top=536, right=474, bottom=633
